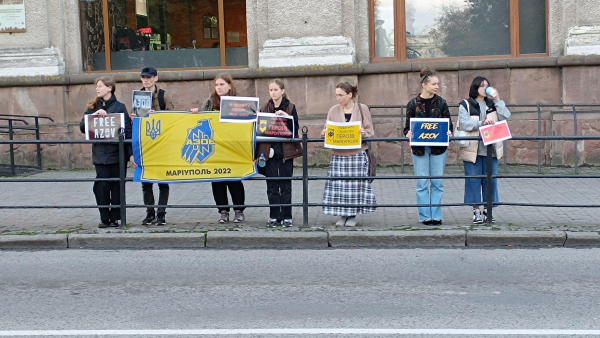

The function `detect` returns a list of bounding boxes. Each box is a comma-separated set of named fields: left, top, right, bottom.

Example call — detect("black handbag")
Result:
left=357, top=102, right=377, bottom=183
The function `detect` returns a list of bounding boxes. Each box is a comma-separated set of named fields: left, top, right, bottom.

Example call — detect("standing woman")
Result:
left=79, top=76, right=133, bottom=228
left=404, top=68, right=453, bottom=225
left=191, top=73, right=246, bottom=224
left=458, top=76, right=511, bottom=224
left=321, top=82, right=377, bottom=227
left=258, top=79, right=302, bottom=228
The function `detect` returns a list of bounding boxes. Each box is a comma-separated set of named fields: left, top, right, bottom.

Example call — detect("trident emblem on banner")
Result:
left=146, top=119, right=161, bottom=140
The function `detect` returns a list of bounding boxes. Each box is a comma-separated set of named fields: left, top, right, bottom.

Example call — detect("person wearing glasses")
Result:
left=320, top=82, right=377, bottom=227
left=458, top=76, right=511, bottom=224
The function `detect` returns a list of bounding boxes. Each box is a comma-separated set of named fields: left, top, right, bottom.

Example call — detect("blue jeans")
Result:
left=411, top=147, right=447, bottom=221
left=463, top=155, right=499, bottom=208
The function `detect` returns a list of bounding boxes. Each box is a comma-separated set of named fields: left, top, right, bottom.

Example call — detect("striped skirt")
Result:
left=322, top=151, right=377, bottom=216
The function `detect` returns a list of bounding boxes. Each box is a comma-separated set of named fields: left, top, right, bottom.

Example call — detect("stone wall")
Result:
left=1, top=60, right=600, bottom=170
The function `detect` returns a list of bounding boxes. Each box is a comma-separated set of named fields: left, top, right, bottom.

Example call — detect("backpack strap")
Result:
left=158, top=89, right=166, bottom=110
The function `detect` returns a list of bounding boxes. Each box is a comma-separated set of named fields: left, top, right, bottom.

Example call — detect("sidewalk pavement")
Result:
left=1, top=165, right=600, bottom=249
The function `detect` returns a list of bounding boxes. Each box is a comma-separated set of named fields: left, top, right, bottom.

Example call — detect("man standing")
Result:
left=137, top=66, right=174, bottom=225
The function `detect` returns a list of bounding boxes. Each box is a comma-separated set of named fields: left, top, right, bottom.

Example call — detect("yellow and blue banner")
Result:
left=133, top=111, right=257, bottom=183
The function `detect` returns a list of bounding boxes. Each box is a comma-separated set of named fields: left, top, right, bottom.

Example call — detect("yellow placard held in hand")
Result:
left=324, top=121, right=362, bottom=150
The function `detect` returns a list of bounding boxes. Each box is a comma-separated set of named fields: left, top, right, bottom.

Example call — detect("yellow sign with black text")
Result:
left=133, top=112, right=257, bottom=183
left=324, top=121, right=362, bottom=150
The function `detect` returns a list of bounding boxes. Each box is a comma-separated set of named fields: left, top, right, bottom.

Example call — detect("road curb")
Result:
left=4, top=230, right=600, bottom=250
left=328, top=230, right=466, bottom=248
left=467, top=231, right=566, bottom=247
left=206, top=231, right=329, bottom=249
left=0, top=234, right=68, bottom=250
left=564, top=232, right=600, bottom=247
left=68, top=233, right=206, bottom=249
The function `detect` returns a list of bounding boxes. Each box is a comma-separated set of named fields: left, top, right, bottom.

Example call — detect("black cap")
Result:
left=140, top=66, right=157, bottom=77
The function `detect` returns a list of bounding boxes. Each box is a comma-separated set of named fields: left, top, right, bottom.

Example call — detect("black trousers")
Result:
left=265, top=158, right=293, bottom=220
left=142, top=183, right=169, bottom=216
left=94, top=164, right=121, bottom=223
left=212, top=181, right=245, bottom=213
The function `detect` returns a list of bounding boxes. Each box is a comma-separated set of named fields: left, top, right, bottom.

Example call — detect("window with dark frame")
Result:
left=79, top=0, right=248, bottom=72
left=370, top=0, right=548, bottom=62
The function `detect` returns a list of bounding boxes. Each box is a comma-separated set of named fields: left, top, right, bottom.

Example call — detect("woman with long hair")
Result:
left=458, top=76, right=511, bottom=224
left=79, top=76, right=133, bottom=228
left=258, top=79, right=302, bottom=228
left=191, top=73, right=246, bottom=224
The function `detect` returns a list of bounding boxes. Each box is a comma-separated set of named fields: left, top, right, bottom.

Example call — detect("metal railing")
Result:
left=0, top=104, right=599, bottom=227
left=0, top=114, right=55, bottom=176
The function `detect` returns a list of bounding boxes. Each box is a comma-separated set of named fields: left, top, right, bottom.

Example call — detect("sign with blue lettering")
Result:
left=409, top=118, right=450, bottom=146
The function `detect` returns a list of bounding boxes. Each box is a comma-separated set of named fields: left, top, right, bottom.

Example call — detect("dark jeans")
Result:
left=265, top=158, right=293, bottom=220
left=93, top=164, right=121, bottom=223
left=142, top=182, right=169, bottom=216
left=463, top=155, right=499, bottom=208
left=212, top=181, right=245, bottom=213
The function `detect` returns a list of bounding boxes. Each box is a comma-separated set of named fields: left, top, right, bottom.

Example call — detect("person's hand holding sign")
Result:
left=321, top=128, right=326, bottom=138
left=130, top=155, right=138, bottom=168
left=482, top=118, right=494, bottom=126
left=360, top=128, right=366, bottom=137
left=275, top=110, right=288, bottom=116
left=190, top=108, right=199, bottom=114
left=447, top=130, right=453, bottom=137
left=93, top=109, right=108, bottom=117
left=405, top=130, right=413, bottom=139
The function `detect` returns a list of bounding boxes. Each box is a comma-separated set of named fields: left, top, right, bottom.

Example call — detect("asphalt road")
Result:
left=1, top=248, right=600, bottom=337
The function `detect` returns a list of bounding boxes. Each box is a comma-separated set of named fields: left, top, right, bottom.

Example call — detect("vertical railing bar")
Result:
left=572, top=105, right=578, bottom=174
left=537, top=105, right=542, bottom=174
left=301, top=126, right=309, bottom=228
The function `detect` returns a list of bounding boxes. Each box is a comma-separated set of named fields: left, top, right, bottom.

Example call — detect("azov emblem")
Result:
left=181, top=120, right=216, bottom=165
left=328, top=128, right=335, bottom=138
left=259, top=119, right=268, bottom=133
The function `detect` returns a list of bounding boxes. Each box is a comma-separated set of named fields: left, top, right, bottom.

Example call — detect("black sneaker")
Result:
left=483, top=210, right=496, bottom=223
left=98, top=222, right=109, bottom=229
left=156, top=215, right=166, bottom=226
left=282, top=219, right=293, bottom=228
left=422, top=219, right=433, bottom=225
left=142, top=213, right=155, bottom=225
left=431, top=219, right=443, bottom=225
left=108, top=220, right=119, bottom=227
left=267, top=218, right=279, bottom=228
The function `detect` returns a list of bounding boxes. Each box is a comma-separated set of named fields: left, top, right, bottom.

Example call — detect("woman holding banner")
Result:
left=258, top=79, right=302, bottom=228
left=404, top=68, right=453, bottom=226
left=191, top=73, right=246, bottom=224
left=320, top=82, right=376, bottom=227
left=79, top=76, right=133, bottom=228
left=458, top=76, right=511, bottom=224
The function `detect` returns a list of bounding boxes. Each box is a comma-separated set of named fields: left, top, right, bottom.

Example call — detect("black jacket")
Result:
left=79, top=95, right=133, bottom=165
left=404, top=94, right=453, bottom=156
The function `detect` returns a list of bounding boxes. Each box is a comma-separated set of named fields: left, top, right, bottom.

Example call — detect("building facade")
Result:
left=1, top=0, right=600, bottom=168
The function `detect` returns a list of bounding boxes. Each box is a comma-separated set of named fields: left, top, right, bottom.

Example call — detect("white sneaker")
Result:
left=472, top=209, right=483, bottom=224
left=335, top=216, right=347, bottom=226
left=344, top=216, right=357, bottom=227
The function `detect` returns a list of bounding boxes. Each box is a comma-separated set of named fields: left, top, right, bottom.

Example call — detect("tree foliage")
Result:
left=437, top=0, right=510, bottom=57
